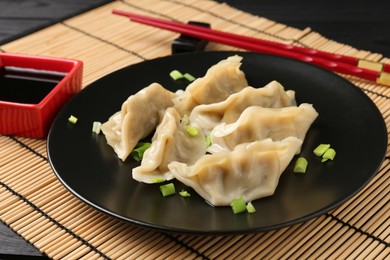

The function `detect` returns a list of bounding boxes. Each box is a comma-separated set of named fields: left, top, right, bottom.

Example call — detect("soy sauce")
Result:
left=0, top=66, right=66, bottom=104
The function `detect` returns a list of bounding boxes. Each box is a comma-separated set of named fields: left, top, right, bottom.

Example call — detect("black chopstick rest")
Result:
left=171, top=21, right=210, bottom=54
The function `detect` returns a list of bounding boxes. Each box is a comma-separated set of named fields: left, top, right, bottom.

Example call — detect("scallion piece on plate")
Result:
left=230, top=197, right=247, bottom=214
left=160, top=183, right=176, bottom=197
left=68, top=115, right=78, bottom=124
left=183, top=73, right=196, bottom=82
left=92, top=121, right=102, bottom=134
left=131, top=142, right=151, bottom=161
left=313, top=144, right=331, bottom=156
left=205, top=135, right=212, bottom=148
left=293, top=157, right=308, bottom=174
left=170, top=70, right=184, bottom=80
left=152, top=178, right=165, bottom=183
left=186, top=125, right=199, bottom=136
left=246, top=201, right=256, bottom=213
left=179, top=190, right=191, bottom=197
left=321, top=148, right=336, bottom=162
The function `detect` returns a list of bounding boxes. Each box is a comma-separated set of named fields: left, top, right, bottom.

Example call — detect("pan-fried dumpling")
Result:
left=168, top=137, right=303, bottom=206
left=132, top=107, right=206, bottom=183
left=101, top=83, right=175, bottom=161
left=189, top=80, right=296, bottom=131
left=208, top=103, right=318, bottom=154
left=174, top=55, right=248, bottom=115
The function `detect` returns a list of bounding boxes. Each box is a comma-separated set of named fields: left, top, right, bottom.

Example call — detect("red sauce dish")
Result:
left=0, top=52, right=83, bottom=138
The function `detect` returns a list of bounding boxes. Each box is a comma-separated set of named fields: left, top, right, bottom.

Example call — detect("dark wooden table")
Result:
left=1, top=0, right=389, bottom=258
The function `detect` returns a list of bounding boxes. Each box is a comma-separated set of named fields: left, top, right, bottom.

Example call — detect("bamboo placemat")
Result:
left=1, top=0, right=389, bottom=259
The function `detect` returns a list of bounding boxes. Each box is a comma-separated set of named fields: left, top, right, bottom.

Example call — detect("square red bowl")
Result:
left=0, top=52, right=83, bottom=138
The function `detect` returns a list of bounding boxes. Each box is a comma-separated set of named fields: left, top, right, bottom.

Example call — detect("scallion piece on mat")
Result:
left=160, top=183, right=176, bottom=197
left=230, top=197, right=247, bottom=214
left=321, top=148, right=336, bottom=162
left=293, top=157, right=308, bottom=174
left=179, top=190, right=191, bottom=197
left=131, top=142, right=151, bottom=161
left=313, top=144, right=330, bottom=156
left=183, top=73, right=196, bottom=82
left=92, top=121, right=102, bottom=134
left=68, top=115, right=78, bottom=124
left=246, top=201, right=256, bottom=213
left=170, top=70, right=184, bottom=80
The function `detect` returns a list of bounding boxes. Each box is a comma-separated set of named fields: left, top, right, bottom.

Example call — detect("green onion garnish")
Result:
left=131, top=142, right=151, bottom=161
left=92, top=121, right=102, bottom=134
left=205, top=135, right=212, bottom=148
left=313, top=144, right=331, bottom=156
left=246, top=201, right=256, bottom=213
left=321, top=148, right=336, bottom=162
left=313, top=144, right=336, bottom=162
left=160, top=183, right=176, bottom=197
left=186, top=125, right=199, bottom=136
left=152, top=178, right=165, bottom=183
left=183, top=73, right=196, bottom=82
left=293, top=157, right=308, bottom=174
left=179, top=190, right=191, bottom=197
left=68, top=115, right=78, bottom=124
left=170, top=70, right=184, bottom=80
left=230, top=197, right=247, bottom=214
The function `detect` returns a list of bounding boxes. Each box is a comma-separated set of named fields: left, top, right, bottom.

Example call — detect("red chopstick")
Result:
left=112, top=10, right=390, bottom=86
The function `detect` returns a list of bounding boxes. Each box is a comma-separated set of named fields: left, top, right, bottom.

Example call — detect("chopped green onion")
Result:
left=92, top=121, right=102, bottom=134
left=152, top=178, right=165, bottom=183
left=322, top=148, right=336, bottom=162
left=179, top=190, right=191, bottom=197
left=160, top=183, right=176, bottom=197
left=186, top=125, right=199, bottom=136
left=68, top=115, right=78, bottom=124
left=131, top=142, right=151, bottom=161
left=246, top=201, right=256, bottom=213
left=170, top=70, right=196, bottom=81
left=205, top=135, right=212, bottom=148
left=183, top=73, right=196, bottom=82
left=170, top=70, right=184, bottom=80
left=313, top=144, right=331, bottom=156
left=293, top=157, right=308, bottom=174
left=230, top=197, right=247, bottom=214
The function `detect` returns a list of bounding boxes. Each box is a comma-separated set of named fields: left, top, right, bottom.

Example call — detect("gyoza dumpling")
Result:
left=208, top=103, right=318, bottom=154
left=174, top=55, right=248, bottom=115
left=132, top=107, right=206, bottom=183
left=190, top=80, right=296, bottom=131
left=168, top=137, right=303, bottom=206
left=101, top=83, right=175, bottom=161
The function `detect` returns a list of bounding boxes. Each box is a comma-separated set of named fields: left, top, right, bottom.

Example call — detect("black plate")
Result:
left=47, top=51, right=387, bottom=234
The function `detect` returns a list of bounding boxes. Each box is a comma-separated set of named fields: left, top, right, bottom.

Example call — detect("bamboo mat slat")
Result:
left=1, top=0, right=389, bottom=259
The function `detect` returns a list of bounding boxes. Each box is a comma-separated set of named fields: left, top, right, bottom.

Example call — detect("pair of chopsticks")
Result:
left=112, top=10, right=390, bottom=86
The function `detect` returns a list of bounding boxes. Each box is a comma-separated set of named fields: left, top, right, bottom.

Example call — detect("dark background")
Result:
left=0, top=0, right=389, bottom=258
left=1, top=0, right=389, bottom=57
left=220, top=0, right=390, bottom=58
